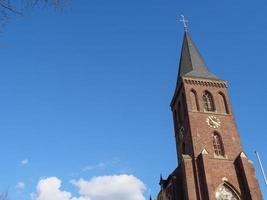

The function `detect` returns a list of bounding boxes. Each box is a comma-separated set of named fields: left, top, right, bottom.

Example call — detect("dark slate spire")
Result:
left=178, top=31, right=218, bottom=80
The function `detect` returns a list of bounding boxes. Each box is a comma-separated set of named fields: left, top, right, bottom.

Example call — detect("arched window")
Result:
left=213, top=133, right=225, bottom=156
left=190, top=89, right=200, bottom=111
left=216, top=183, right=240, bottom=200
left=203, top=91, right=215, bottom=112
left=218, top=92, right=229, bottom=114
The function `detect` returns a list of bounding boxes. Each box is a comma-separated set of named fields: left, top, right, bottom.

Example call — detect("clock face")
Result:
left=206, top=116, right=221, bottom=129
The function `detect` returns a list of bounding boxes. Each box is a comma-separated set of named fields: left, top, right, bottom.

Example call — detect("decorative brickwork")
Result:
left=184, top=78, right=227, bottom=88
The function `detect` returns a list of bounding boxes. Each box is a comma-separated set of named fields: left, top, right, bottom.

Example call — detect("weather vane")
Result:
left=180, top=14, right=189, bottom=31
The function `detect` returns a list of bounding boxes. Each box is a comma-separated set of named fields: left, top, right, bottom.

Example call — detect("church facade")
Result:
left=156, top=28, right=263, bottom=200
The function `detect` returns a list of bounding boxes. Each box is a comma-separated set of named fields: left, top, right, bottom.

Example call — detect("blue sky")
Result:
left=0, top=0, right=266, bottom=199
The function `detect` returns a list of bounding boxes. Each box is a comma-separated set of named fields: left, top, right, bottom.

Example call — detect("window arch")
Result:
left=216, top=183, right=240, bottom=200
left=213, top=132, right=225, bottom=156
left=190, top=89, right=200, bottom=111
left=203, top=91, right=215, bottom=112
left=218, top=92, right=229, bottom=114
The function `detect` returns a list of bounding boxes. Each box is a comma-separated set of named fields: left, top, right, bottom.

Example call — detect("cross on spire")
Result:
left=180, top=14, right=189, bottom=31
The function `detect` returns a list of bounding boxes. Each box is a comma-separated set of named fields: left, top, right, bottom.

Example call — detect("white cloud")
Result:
left=72, top=175, right=146, bottom=200
left=32, top=175, right=146, bottom=200
left=21, top=159, right=29, bottom=165
left=82, top=162, right=105, bottom=172
left=32, top=177, right=74, bottom=200
left=16, top=181, right=25, bottom=190
left=81, top=158, right=121, bottom=172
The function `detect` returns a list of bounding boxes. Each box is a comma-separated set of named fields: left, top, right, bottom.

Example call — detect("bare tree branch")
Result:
left=0, top=191, right=8, bottom=200
left=0, top=0, right=66, bottom=25
left=0, top=1, right=23, bottom=15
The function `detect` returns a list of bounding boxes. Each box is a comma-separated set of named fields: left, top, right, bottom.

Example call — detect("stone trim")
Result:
left=184, top=78, right=227, bottom=88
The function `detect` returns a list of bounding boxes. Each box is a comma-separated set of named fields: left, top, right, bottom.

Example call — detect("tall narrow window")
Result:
left=182, top=93, right=187, bottom=119
left=182, top=142, right=186, bottom=154
left=218, top=92, right=229, bottom=114
left=213, top=133, right=224, bottom=156
left=173, top=111, right=178, bottom=131
left=190, top=89, right=199, bottom=111
left=203, top=91, right=215, bottom=112
left=178, top=102, right=183, bottom=124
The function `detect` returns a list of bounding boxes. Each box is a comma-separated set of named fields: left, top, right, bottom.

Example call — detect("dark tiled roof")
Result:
left=178, top=32, right=218, bottom=80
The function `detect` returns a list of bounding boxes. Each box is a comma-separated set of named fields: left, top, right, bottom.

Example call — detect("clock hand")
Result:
left=211, top=118, right=218, bottom=124
left=209, top=118, right=220, bottom=127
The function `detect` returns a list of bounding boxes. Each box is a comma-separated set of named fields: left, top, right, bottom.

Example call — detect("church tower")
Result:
left=157, top=20, right=263, bottom=200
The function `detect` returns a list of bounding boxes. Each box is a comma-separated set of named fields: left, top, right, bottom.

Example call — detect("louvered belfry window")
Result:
left=203, top=91, right=215, bottom=111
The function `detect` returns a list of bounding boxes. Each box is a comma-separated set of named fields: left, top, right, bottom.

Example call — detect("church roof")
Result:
left=178, top=31, right=218, bottom=80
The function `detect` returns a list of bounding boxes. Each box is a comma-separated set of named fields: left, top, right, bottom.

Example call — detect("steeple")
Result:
left=158, top=17, right=263, bottom=200
left=178, top=31, right=218, bottom=80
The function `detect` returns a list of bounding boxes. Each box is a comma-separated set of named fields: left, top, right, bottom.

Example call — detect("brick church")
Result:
left=155, top=22, right=263, bottom=200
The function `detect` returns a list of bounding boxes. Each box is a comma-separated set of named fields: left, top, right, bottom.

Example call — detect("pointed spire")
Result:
left=178, top=31, right=218, bottom=80
left=159, top=174, right=163, bottom=185
left=149, top=195, right=152, bottom=200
